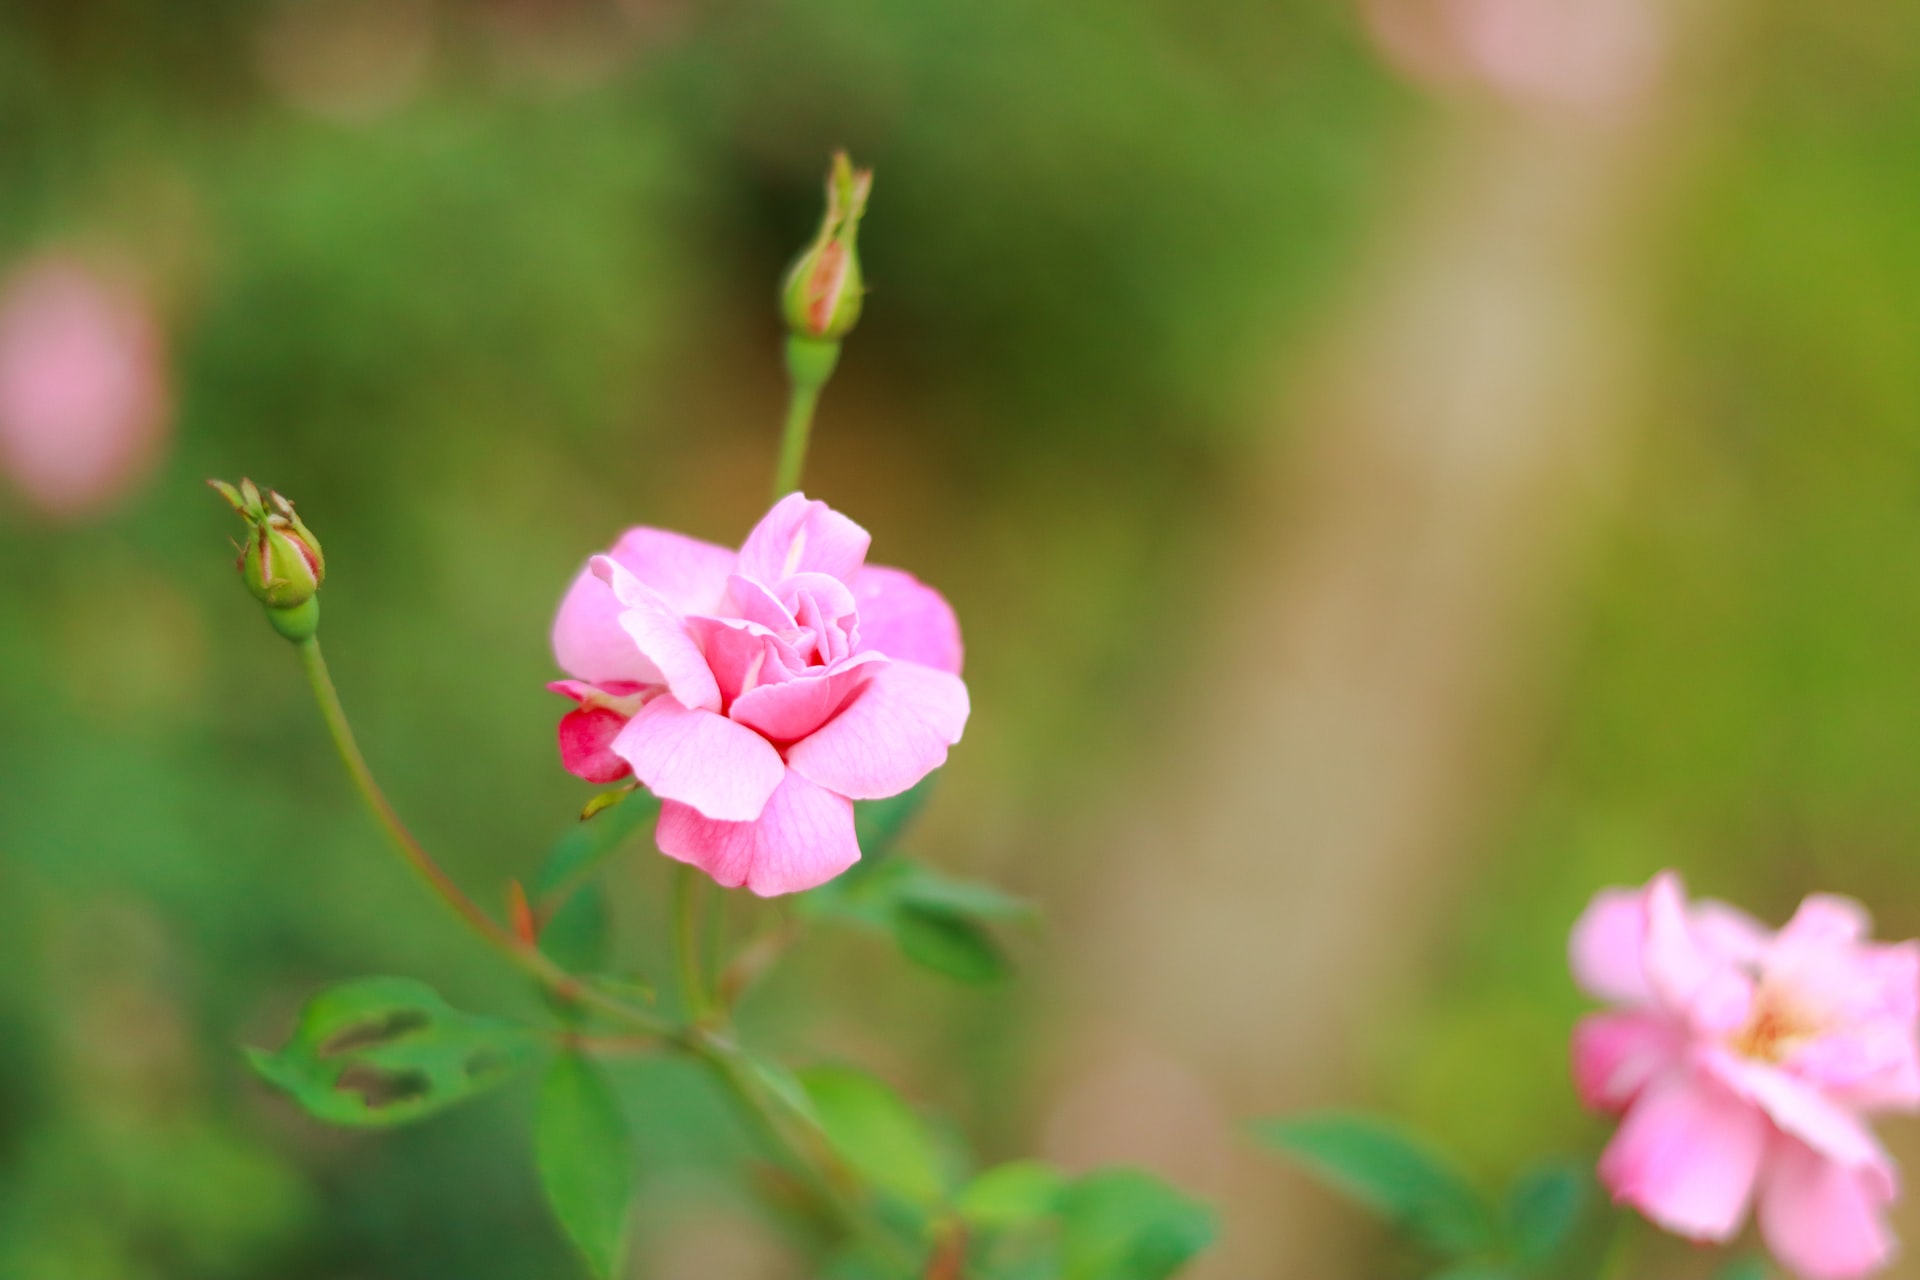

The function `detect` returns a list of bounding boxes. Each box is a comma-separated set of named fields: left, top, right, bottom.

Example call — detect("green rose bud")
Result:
left=780, top=151, right=873, bottom=342
left=211, top=478, right=326, bottom=640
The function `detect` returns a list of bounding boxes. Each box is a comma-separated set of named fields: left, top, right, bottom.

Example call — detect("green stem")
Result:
left=673, top=863, right=712, bottom=1023
left=297, top=636, right=671, bottom=1038
left=772, top=336, right=841, bottom=499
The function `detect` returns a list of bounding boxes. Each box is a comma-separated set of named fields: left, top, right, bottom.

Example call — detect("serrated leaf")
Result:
left=246, top=977, right=541, bottom=1128
left=1251, top=1113, right=1496, bottom=1257
left=896, top=904, right=1011, bottom=984
left=853, top=772, right=939, bottom=858
left=958, top=1160, right=1069, bottom=1229
left=1058, top=1167, right=1217, bottom=1280
left=537, top=1053, right=634, bottom=1279
left=797, top=1064, right=945, bottom=1209
left=1504, top=1163, right=1589, bottom=1266
left=534, top=788, right=662, bottom=902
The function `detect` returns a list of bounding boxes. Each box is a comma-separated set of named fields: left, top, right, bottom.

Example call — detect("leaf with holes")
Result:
left=246, top=977, right=543, bottom=1128
left=538, top=1052, right=634, bottom=1278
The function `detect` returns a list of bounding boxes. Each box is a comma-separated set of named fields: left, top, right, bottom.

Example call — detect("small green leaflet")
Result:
left=957, top=1160, right=1069, bottom=1229
left=1058, top=1167, right=1217, bottom=1280
left=1251, top=1112, right=1498, bottom=1257
left=246, top=977, right=542, bottom=1128
left=797, top=1063, right=946, bottom=1210
left=534, top=787, right=662, bottom=903
left=537, top=1053, right=635, bottom=1279
left=803, top=854, right=1034, bottom=985
left=853, top=772, right=939, bottom=859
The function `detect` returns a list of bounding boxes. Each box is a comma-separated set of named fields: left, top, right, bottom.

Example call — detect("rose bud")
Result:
left=211, top=478, right=327, bottom=639
left=780, top=150, right=872, bottom=343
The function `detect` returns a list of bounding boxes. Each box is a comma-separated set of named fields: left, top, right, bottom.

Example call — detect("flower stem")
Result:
left=673, top=862, right=712, bottom=1022
left=297, top=635, right=670, bottom=1037
left=772, top=336, right=841, bottom=499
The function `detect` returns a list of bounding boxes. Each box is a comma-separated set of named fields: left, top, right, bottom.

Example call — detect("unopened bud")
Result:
left=781, top=151, right=872, bottom=342
left=211, top=478, right=326, bottom=639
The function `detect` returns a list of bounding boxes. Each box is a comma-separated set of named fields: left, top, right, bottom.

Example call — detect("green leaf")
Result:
left=245, top=977, right=542, bottom=1128
left=797, top=1064, right=945, bottom=1209
left=853, top=772, right=939, bottom=858
left=1058, top=1167, right=1217, bottom=1280
left=1504, top=1163, right=1589, bottom=1267
left=1251, top=1113, right=1497, bottom=1257
left=1715, top=1260, right=1770, bottom=1280
left=958, top=1160, right=1069, bottom=1229
left=537, top=1053, right=634, bottom=1279
left=1430, top=1266, right=1514, bottom=1280
left=895, top=904, right=1011, bottom=983
left=533, top=788, right=662, bottom=902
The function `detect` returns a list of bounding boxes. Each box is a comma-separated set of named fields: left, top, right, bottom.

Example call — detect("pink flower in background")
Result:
left=0, top=254, right=172, bottom=520
left=1571, top=872, right=1920, bottom=1278
left=550, top=493, right=968, bottom=896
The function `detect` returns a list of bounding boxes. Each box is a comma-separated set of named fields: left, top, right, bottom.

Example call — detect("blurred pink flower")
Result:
left=550, top=493, right=968, bottom=896
left=1571, top=872, right=1920, bottom=1278
left=0, top=255, right=171, bottom=519
left=1360, top=0, right=1662, bottom=117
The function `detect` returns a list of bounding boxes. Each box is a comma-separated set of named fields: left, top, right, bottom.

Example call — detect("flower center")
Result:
left=1729, top=985, right=1820, bottom=1064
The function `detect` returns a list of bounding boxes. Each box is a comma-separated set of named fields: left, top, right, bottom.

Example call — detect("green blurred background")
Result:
left=1, top=0, right=1917, bottom=1275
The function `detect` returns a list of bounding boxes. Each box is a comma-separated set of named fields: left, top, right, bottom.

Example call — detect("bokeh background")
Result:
left=2, top=0, right=1918, bottom=1275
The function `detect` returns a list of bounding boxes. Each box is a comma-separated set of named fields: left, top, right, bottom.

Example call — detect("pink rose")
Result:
left=1571, top=872, right=1920, bottom=1278
left=0, top=254, right=171, bottom=520
left=549, top=493, right=968, bottom=896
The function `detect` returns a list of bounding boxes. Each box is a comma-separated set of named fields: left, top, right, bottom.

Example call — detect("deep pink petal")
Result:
left=1758, top=1140, right=1898, bottom=1280
left=737, top=492, right=871, bottom=587
left=603, top=526, right=736, bottom=615
left=850, top=564, right=964, bottom=674
left=1571, top=886, right=1653, bottom=1005
left=610, top=696, right=783, bottom=822
left=730, top=653, right=886, bottom=744
left=785, top=661, right=970, bottom=801
left=556, top=706, right=634, bottom=784
left=1598, top=1071, right=1767, bottom=1241
left=595, top=555, right=721, bottom=713
left=655, top=770, right=859, bottom=897
left=1572, top=1011, right=1682, bottom=1113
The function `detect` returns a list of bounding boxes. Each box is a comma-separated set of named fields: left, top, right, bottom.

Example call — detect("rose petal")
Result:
left=730, top=653, right=886, bottom=743
left=595, top=555, right=722, bottom=713
left=737, top=492, right=871, bottom=587
left=1703, top=1051, right=1890, bottom=1172
left=850, top=564, right=964, bottom=674
left=786, top=661, right=970, bottom=801
left=556, top=705, right=634, bottom=784
left=1598, top=1071, right=1767, bottom=1241
left=1758, top=1140, right=1898, bottom=1280
left=1572, top=1010, right=1681, bottom=1113
left=1571, top=886, right=1653, bottom=1005
left=656, top=769, right=859, bottom=897
left=610, top=696, right=783, bottom=822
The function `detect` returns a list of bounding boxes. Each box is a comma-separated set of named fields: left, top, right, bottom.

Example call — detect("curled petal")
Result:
left=1702, top=1052, right=1889, bottom=1172
left=730, top=653, right=886, bottom=744
left=851, top=564, right=964, bottom=674
left=603, top=526, right=736, bottom=614
left=1598, top=1071, right=1767, bottom=1242
left=656, top=769, right=859, bottom=897
left=1759, top=1140, right=1898, bottom=1280
left=595, top=556, right=721, bottom=713
left=610, top=696, right=783, bottom=822
left=737, top=492, right=871, bottom=587
left=786, top=661, right=969, bottom=801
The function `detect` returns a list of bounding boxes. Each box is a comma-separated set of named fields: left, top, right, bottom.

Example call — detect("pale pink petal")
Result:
left=785, top=661, right=970, bottom=801
left=603, top=526, right=736, bottom=615
left=1645, top=872, right=1751, bottom=1029
left=730, top=653, right=886, bottom=744
left=1572, top=1011, right=1682, bottom=1113
left=1694, top=900, right=1773, bottom=966
left=1571, top=886, right=1652, bottom=1005
left=1776, top=895, right=1874, bottom=953
left=1759, top=1140, right=1898, bottom=1280
left=736, top=492, right=871, bottom=587
left=610, top=696, right=783, bottom=822
left=1703, top=1051, right=1888, bottom=1171
left=1598, top=1072, right=1767, bottom=1241
left=595, top=556, right=722, bottom=713
left=850, top=564, right=964, bottom=674
left=656, top=769, right=859, bottom=897
left=724, top=574, right=798, bottom=632
left=552, top=561, right=662, bottom=685
left=685, top=616, right=802, bottom=705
